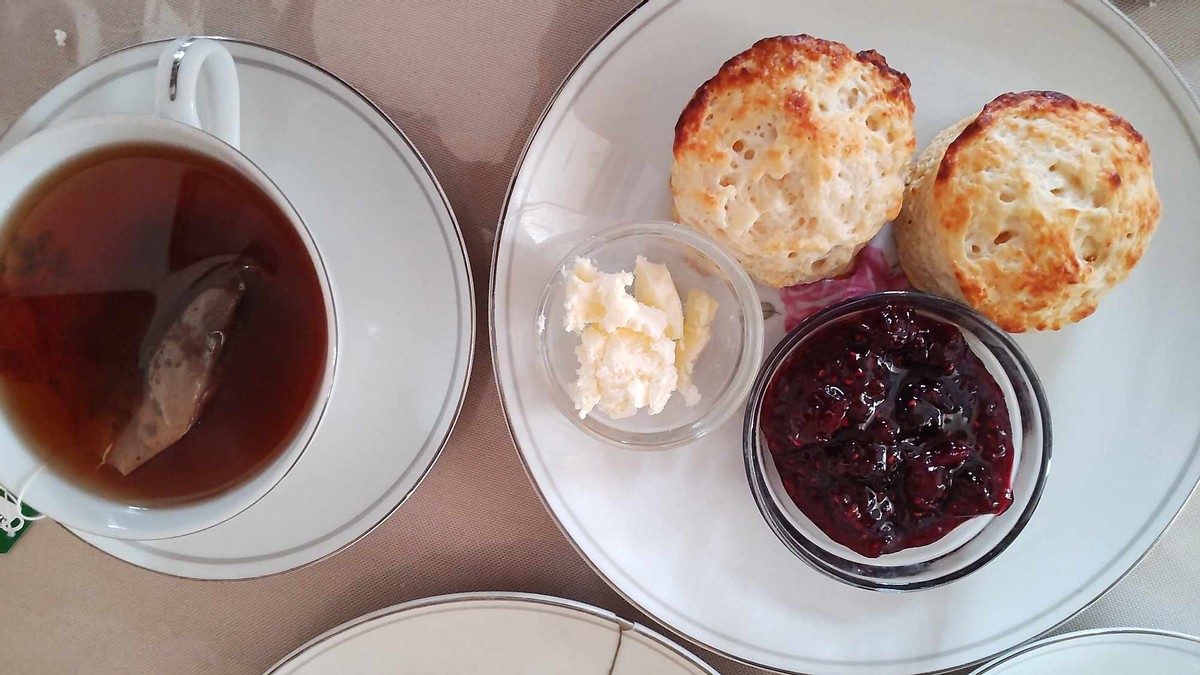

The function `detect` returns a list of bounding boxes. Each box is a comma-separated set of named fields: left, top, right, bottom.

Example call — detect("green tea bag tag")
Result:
left=0, top=485, right=38, bottom=553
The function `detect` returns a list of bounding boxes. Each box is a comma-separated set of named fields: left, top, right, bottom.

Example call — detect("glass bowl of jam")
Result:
left=743, top=291, right=1051, bottom=591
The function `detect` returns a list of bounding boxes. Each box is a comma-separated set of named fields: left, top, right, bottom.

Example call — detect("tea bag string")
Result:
left=16, top=466, right=48, bottom=520
left=1, top=466, right=48, bottom=537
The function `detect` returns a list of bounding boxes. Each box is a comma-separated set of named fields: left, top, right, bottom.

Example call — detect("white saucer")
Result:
left=267, top=592, right=716, bottom=675
left=971, top=629, right=1200, bottom=674
left=492, top=1, right=1200, bottom=673
left=0, top=39, right=474, bottom=579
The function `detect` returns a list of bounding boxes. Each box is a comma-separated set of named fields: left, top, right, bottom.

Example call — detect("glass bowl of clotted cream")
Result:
left=535, top=221, right=764, bottom=449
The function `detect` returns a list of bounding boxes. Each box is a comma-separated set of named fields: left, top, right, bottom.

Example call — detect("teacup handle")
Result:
left=154, top=38, right=240, bottom=149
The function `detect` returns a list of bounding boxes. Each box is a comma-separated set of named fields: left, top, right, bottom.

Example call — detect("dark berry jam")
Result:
left=760, top=302, right=1015, bottom=558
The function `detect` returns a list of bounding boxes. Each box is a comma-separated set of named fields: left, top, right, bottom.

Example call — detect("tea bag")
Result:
left=104, top=260, right=257, bottom=475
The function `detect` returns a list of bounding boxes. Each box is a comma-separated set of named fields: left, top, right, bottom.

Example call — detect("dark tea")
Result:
left=0, top=143, right=328, bottom=506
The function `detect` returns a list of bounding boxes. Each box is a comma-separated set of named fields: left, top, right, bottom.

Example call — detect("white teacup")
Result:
left=0, top=38, right=336, bottom=540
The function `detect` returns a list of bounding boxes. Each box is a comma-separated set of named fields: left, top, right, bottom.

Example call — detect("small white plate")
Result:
left=492, top=1, right=1200, bottom=673
left=0, top=39, right=474, bottom=579
left=971, top=629, right=1200, bottom=674
left=267, top=592, right=717, bottom=675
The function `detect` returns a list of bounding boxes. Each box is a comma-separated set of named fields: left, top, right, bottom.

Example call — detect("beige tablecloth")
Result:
left=1, top=1, right=1197, bottom=673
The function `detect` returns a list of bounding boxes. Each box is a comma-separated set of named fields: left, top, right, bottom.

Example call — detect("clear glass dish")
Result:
left=536, top=221, right=764, bottom=449
left=743, top=291, right=1052, bottom=591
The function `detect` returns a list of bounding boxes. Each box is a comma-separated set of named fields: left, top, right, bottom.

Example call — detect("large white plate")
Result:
left=0, top=39, right=474, bottom=579
left=971, top=629, right=1200, bottom=674
left=491, top=1, right=1200, bottom=673
left=267, top=592, right=717, bottom=675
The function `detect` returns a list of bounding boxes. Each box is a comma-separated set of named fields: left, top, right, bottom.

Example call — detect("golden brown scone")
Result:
left=671, top=35, right=916, bottom=288
left=895, top=91, right=1161, bottom=332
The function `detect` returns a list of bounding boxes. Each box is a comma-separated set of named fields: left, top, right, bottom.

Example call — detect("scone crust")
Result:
left=672, top=35, right=916, bottom=288
left=895, top=91, right=1161, bottom=332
